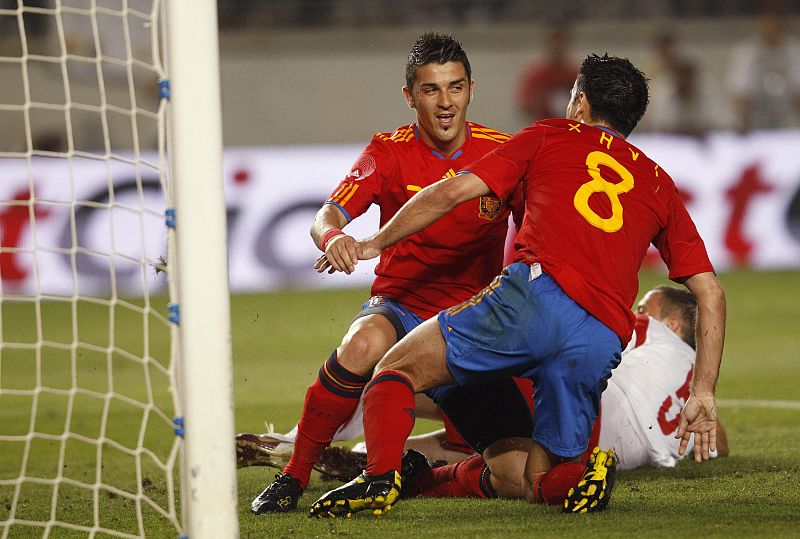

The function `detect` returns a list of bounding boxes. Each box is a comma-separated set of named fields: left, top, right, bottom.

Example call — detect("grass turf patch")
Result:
left=2, top=268, right=799, bottom=537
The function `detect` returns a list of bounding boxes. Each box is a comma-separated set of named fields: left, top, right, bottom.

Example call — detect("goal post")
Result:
left=165, top=0, right=239, bottom=537
left=0, top=1, right=238, bottom=537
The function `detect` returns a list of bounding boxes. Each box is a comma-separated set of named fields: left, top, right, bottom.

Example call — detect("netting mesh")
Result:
left=0, top=1, right=183, bottom=537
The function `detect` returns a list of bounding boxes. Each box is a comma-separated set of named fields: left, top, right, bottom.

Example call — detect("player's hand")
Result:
left=317, top=234, right=358, bottom=274
left=314, top=254, right=335, bottom=274
left=676, top=393, right=718, bottom=463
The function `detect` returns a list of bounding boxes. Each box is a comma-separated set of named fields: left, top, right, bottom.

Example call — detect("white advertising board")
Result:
left=2, top=131, right=799, bottom=297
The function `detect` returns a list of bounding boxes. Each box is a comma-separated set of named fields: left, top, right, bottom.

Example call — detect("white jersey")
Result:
left=599, top=315, right=695, bottom=470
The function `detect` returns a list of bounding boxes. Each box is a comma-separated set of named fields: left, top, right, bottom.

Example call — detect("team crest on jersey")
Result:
left=478, top=196, right=502, bottom=221
left=345, top=153, right=376, bottom=182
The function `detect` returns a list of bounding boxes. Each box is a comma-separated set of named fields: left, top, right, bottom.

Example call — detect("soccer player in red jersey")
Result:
left=249, top=32, right=520, bottom=514
left=310, top=54, right=726, bottom=517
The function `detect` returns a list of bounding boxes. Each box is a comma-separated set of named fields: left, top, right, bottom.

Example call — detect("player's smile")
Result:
left=437, top=112, right=455, bottom=129
left=436, top=112, right=456, bottom=131
left=404, top=61, right=474, bottom=157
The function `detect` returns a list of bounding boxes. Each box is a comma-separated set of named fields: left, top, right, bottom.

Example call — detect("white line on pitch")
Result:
left=718, top=398, right=800, bottom=410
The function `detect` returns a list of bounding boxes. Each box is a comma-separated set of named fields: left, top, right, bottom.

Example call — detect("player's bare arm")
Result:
left=310, top=203, right=360, bottom=275
left=677, top=271, right=726, bottom=462
left=356, top=173, right=492, bottom=261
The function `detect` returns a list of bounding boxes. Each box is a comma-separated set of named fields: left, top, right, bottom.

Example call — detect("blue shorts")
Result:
left=355, top=296, right=458, bottom=405
left=355, top=296, right=425, bottom=339
left=437, top=262, right=622, bottom=458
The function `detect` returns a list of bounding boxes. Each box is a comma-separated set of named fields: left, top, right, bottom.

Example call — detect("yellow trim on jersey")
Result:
left=329, top=183, right=348, bottom=201
left=407, top=169, right=458, bottom=193
left=472, top=132, right=512, bottom=143
left=470, top=127, right=511, bottom=136
left=329, top=183, right=360, bottom=206
left=340, top=184, right=359, bottom=205
left=375, top=125, right=413, bottom=143
left=469, top=124, right=512, bottom=144
left=469, top=123, right=511, bottom=136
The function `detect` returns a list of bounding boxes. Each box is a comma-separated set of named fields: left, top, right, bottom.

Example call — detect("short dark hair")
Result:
left=575, top=54, right=649, bottom=137
left=653, top=285, right=698, bottom=349
left=405, top=32, right=472, bottom=89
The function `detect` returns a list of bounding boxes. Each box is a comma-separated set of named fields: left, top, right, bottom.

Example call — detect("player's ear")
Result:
left=469, top=79, right=475, bottom=102
left=662, top=316, right=681, bottom=337
left=402, top=86, right=416, bottom=109
left=576, top=92, right=590, bottom=121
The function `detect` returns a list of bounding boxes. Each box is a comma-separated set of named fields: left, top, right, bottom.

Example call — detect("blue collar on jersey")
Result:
left=413, top=122, right=470, bottom=160
left=595, top=125, right=626, bottom=139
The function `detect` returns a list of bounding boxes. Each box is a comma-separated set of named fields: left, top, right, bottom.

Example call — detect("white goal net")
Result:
left=0, top=1, right=236, bottom=537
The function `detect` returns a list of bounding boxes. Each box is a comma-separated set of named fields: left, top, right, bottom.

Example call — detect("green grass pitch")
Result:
left=234, top=269, right=800, bottom=538
left=2, top=269, right=799, bottom=537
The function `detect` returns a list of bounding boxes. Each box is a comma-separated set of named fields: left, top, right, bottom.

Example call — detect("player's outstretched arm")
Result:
left=677, top=271, right=726, bottom=462
left=357, top=173, right=492, bottom=261
left=310, top=204, right=360, bottom=274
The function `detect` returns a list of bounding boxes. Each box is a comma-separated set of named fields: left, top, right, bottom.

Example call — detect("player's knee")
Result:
left=338, top=325, right=395, bottom=375
left=488, top=466, right=527, bottom=499
left=482, top=439, right=529, bottom=499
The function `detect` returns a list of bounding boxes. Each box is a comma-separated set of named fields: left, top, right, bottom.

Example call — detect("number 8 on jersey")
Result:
left=574, top=151, right=634, bottom=233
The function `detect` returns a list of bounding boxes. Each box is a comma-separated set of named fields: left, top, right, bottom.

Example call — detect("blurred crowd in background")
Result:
left=515, top=11, right=800, bottom=135
left=0, top=0, right=799, bottom=152
left=222, top=0, right=800, bottom=136
left=216, top=0, right=791, bottom=28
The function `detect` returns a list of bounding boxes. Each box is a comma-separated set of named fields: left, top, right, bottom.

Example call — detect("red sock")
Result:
left=408, top=455, right=497, bottom=499
left=580, top=405, right=603, bottom=465
left=532, top=461, right=586, bottom=505
left=362, top=371, right=416, bottom=476
left=283, top=352, right=369, bottom=489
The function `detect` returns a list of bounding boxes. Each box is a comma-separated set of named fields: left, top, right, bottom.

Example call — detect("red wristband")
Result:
left=320, top=228, right=344, bottom=251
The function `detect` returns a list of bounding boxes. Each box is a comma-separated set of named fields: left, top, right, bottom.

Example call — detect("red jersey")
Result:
left=465, top=118, right=713, bottom=342
left=326, top=122, right=519, bottom=319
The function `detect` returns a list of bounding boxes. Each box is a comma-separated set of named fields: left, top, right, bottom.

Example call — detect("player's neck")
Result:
left=571, top=99, right=626, bottom=140
left=586, top=121, right=625, bottom=139
left=417, top=127, right=467, bottom=158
